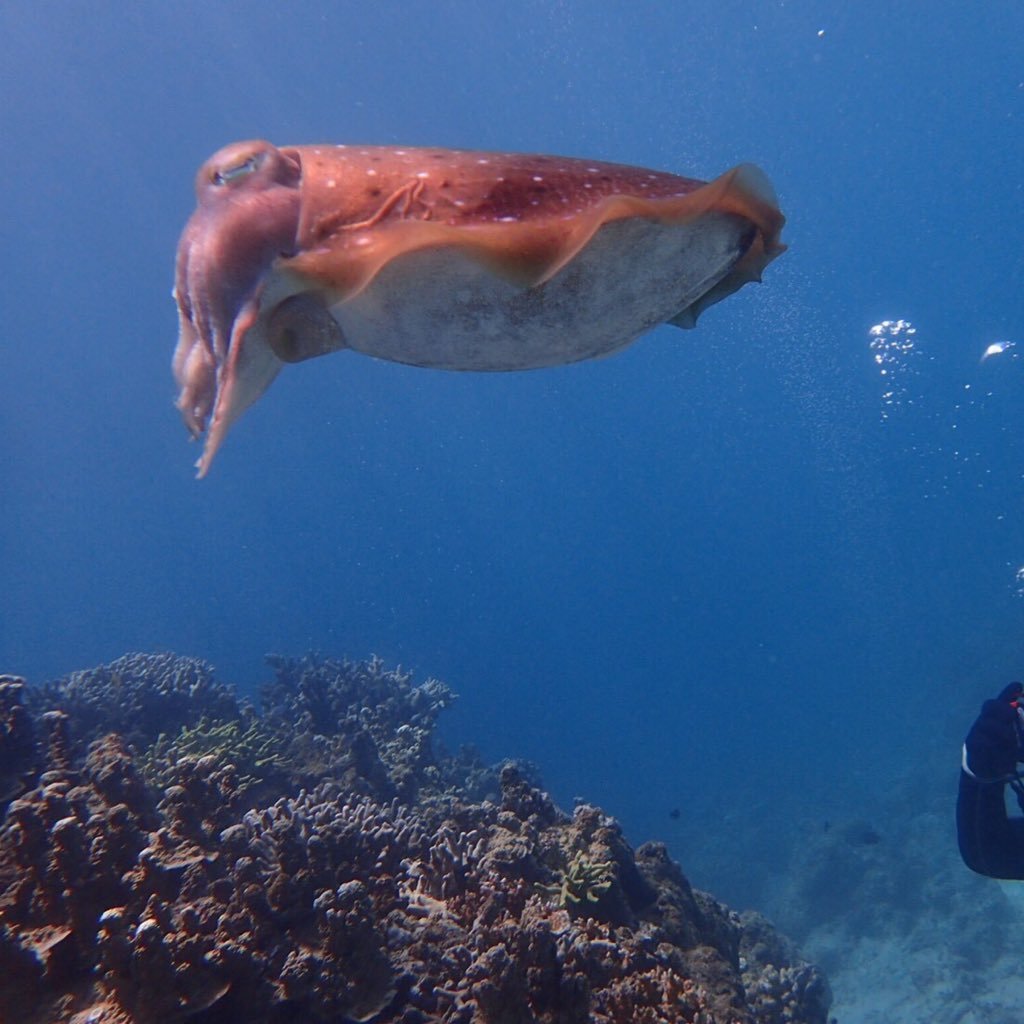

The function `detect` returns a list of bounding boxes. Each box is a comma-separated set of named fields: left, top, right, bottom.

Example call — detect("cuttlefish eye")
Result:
left=212, top=151, right=264, bottom=186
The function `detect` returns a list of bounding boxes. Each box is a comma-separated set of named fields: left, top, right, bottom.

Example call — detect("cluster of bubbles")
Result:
left=866, top=320, right=1024, bottom=598
left=867, top=319, right=921, bottom=421
left=1014, top=566, right=1024, bottom=599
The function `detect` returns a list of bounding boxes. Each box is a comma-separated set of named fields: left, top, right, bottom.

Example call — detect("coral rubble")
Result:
left=0, top=652, right=830, bottom=1024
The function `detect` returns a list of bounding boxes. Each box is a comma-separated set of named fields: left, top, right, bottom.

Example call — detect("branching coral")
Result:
left=738, top=911, right=832, bottom=1024
left=540, top=851, right=615, bottom=909
left=138, top=714, right=290, bottom=798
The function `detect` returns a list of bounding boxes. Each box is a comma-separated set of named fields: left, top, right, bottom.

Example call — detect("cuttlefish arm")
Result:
left=171, top=141, right=304, bottom=475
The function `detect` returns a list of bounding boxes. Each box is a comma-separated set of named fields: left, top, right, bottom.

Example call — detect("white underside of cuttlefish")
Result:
left=172, top=141, right=785, bottom=476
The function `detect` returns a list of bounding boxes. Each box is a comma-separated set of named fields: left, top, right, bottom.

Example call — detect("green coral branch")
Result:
left=139, top=715, right=290, bottom=792
left=539, top=852, right=614, bottom=909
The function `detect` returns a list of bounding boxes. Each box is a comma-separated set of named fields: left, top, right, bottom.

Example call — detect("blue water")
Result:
left=3, top=1, right=1023, bottom=915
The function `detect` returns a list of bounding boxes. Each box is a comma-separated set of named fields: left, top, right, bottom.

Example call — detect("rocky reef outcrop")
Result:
left=0, top=653, right=830, bottom=1024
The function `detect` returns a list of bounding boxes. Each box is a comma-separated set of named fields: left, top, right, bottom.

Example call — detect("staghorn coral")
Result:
left=539, top=851, right=615, bottom=910
left=0, top=652, right=830, bottom=1024
left=137, top=713, right=290, bottom=800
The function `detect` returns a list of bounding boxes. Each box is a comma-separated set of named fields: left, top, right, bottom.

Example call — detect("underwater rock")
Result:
left=0, top=652, right=830, bottom=1023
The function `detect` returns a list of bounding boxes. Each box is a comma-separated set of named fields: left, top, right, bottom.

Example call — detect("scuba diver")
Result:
left=957, top=681, right=1024, bottom=879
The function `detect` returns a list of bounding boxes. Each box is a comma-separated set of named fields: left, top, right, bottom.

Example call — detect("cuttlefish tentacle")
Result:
left=171, top=141, right=303, bottom=465
left=171, top=313, right=213, bottom=438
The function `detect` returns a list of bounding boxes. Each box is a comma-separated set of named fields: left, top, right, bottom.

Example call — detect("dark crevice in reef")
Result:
left=0, top=654, right=831, bottom=1024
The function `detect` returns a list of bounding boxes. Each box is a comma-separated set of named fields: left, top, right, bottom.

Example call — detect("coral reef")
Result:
left=260, top=654, right=459, bottom=801
left=0, top=652, right=830, bottom=1024
left=28, top=653, right=239, bottom=753
left=738, top=912, right=832, bottom=1024
left=0, top=676, right=36, bottom=809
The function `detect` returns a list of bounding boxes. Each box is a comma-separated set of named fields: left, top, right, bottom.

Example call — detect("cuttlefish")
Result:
left=173, top=141, right=785, bottom=476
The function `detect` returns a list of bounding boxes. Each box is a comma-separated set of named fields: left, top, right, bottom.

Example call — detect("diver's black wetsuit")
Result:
left=957, top=681, right=1024, bottom=879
